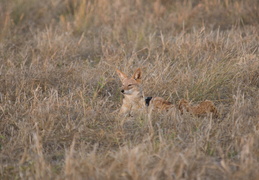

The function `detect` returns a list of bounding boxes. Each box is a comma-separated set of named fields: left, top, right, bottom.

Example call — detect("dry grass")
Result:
left=0, top=0, right=259, bottom=179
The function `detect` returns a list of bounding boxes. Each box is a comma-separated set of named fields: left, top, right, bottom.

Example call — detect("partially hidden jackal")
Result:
left=116, top=68, right=174, bottom=117
left=116, top=68, right=219, bottom=118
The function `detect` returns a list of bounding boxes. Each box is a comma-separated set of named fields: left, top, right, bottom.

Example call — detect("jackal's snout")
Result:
left=120, top=87, right=133, bottom=95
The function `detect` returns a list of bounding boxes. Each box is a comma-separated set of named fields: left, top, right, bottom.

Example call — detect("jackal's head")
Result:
left=116, top=68, right=142, bottom=96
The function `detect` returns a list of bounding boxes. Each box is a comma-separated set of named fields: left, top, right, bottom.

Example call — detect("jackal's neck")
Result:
left=123, top=89, right=145, bottom=105
left=124, top=91, right=144, bottom=100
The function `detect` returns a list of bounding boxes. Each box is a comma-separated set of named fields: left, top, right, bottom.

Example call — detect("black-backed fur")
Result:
left=145, top=97, right=152, bottom=106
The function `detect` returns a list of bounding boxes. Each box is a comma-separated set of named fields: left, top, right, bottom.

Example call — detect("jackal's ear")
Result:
left=132, top=68, right=141, bottom=82
left=116, top=69, right=128, bottom=82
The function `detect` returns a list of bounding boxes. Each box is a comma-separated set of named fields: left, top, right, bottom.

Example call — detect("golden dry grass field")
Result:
left=0, top=0, right=259, bottom=179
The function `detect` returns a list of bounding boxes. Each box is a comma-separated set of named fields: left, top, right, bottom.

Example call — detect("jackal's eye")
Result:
left=128, top=84, right=133, bottom=87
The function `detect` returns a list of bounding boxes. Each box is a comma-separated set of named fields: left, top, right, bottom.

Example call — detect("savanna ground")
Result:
left=0, top=0, right=259, bottom=179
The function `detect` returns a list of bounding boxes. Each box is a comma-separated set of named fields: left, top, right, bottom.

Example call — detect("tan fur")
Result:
left=178, top=99, right=218, bottom=118
left=116, top=68, right=174, bottom=116
left=150, top=97, right=175, bottom=111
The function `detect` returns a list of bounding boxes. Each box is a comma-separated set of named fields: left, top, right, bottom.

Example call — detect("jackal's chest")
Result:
left=130, top=101, right=146, bottom=112
left=120, top=98, right=146, bottom=116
